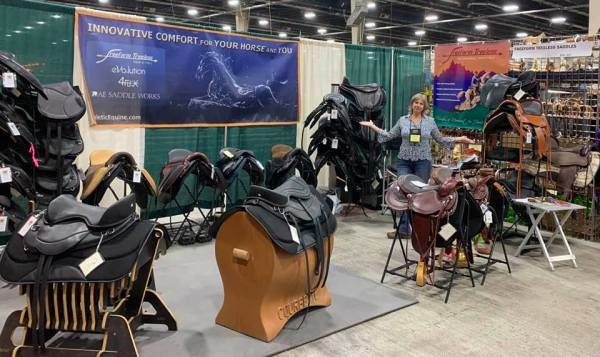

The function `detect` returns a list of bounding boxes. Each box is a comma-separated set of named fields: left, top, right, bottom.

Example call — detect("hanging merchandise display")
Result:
left=433, top=41, right=511, bottom=130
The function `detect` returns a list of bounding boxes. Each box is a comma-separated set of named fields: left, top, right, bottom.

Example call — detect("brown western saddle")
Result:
left=385, top=169, right=462, bottom=286
left=81, top=150, right=157, bottom=208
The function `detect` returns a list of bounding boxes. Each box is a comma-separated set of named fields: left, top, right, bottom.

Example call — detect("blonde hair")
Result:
left=409, top=93, right=430, bottom=115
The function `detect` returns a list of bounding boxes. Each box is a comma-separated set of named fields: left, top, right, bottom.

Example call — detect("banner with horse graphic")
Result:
left=76, top=10, right=299, bottom=127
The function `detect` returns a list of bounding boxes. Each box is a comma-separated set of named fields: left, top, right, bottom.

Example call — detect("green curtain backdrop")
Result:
left=344, top=44, right=393, bottom=127
left=392, top=48, right=425, bottom=121
left=143, top=127, right=225, bottom=218
left=0, top=0, right=74, bottom=84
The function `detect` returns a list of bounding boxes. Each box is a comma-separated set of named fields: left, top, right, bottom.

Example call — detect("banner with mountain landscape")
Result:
left=433, top=41, right=510, bottom=129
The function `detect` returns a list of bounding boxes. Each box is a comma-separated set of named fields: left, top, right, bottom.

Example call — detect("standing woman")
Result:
left=360, top=93, right=474, bottom=236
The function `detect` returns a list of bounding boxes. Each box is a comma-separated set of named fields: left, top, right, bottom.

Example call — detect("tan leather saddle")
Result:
left=81, top=150, right=157, bottom=208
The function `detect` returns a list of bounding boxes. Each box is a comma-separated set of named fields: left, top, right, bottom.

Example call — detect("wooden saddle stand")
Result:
left=215, top=211, right=334, bottom=342
left=0, top=227, right=177, bottom=357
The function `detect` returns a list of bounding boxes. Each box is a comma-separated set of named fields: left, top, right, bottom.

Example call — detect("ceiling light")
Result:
left=502, top=4, right=519, bottom=12
left=474, top=23, right=488, bottom=30
left=24, top=26, right=33, bottom=30
left=258, top=19, right=269, bottom=26
left=304, top=11, right=316, bottom=19
left=36, top=21, right=45, bottom=25
left=222, top=24, right=232, bottom=31
left=187, top=8, right=199, bottom=16
left=317, top=28, right=327, bottom=34
left=365, top=22, right=376, bottom=28
left=227, top=0, right=239, bottom=6
left=155, top=16, right=165, bottom=22
left=278, top=32, right=287, bottom=38
left=516, top=32, right=528, bottom=38
left=457, top=37, right=468, bottom=42
left=425, top=14, right=438, bottom=21
left=51, top=14, right=61, bottom=19
left=98, top=0, right=109, bottom=4
left=550, top=16, right=566, bottom=24
left=366, top=34, right=375, bottom=41
left=326, top=39, right=335, bottom=43
left=367, top=1, right=376, bottom=9
left=408, top=41, right=417, bottom=46
left=13, top=30, right=22, bottom=34
left=415, top=30, right=426, bottom=36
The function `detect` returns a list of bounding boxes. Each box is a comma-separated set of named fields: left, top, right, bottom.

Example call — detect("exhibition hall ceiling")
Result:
left=52, top=0, right=590, bottom=46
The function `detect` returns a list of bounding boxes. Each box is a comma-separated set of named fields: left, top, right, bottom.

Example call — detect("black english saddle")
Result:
left=212, top=176, right=336, bottom=288
left=215, top=147, right=265, bottom=188
left=265, top=145, right=317, bottom=189
left=0, top=51, right=47, bottom=99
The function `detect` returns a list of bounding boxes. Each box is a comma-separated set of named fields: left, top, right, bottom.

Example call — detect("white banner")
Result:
left=511, top=41, right=594, bottom=59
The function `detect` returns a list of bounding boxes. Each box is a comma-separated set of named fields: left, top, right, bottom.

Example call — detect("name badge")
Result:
left=409, top=128, right=421, bottom=143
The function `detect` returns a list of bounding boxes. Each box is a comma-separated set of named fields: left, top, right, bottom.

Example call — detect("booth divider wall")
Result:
left=0, top=1, right=425, bottom=224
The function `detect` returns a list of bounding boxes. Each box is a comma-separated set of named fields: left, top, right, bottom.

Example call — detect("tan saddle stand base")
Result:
left=215, top=211, right=333, bottom=342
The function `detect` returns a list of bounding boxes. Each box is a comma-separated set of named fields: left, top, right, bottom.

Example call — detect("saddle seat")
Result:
left=37, top=81, right=86, bottom=122
left=47, top=193, right=136, bottom=227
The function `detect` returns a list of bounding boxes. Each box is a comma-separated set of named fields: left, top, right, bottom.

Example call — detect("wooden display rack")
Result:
left=215, top=211, right=334, bottom=342
left=0, top=228, right=177, bottom=357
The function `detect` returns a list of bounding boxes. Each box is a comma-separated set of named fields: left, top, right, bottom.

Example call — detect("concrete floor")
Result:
left=280, top=210, right=600, bottom=357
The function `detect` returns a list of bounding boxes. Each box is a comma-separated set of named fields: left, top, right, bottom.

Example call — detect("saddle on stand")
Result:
left=211, top=176, right=336, bottom=341
left=82, top=150, right=158, bottom=208
left=0, top=194, right=176, bottom=355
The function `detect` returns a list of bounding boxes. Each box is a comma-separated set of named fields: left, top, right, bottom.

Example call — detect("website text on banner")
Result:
left=433, top=41, right=511, bottom=130
left=77, top=11, right=299, bottom=127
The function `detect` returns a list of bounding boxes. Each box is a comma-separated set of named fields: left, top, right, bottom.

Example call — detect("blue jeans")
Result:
left=396, top=159, right=432, bottom=235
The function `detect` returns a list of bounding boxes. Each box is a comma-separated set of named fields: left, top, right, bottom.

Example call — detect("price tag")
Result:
left=223, top=150, right=234, bottom=158
left=289, top=224, right=300, bottom=244
left=79, top=251, right=105, bottom=277
left=344, top=185, right=348, bottom=192
left=484, top=210, right=493, bottom=225
left=7, top=122, right=20, bottom=136
left=322, top=138, right=327, bottom=145
left=2, top=72, right=16, bottom=88
left=526, top=131, right=532, bottom=144
left=371, top=180, right=379, bottom=190
left=0, top=167, right=12, bottom=183
left=331, top=109, right=338, bottom=119
left=133, top=170, right=141, bottom=183
left=438, top=223, right=457, bottom=241
left=331, top=138, right=339, bottom=149
left=514, top=88, right=526, bottom=100
left=377, top=169, right=383, bottom=179
left=18, top=214, right=39, bottom=237
left=211, top=165, right=215, bottom=180
left=0, top=215, right=7, bottom=232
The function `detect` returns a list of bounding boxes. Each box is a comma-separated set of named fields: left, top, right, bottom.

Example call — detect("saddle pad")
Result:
left=0, top=221, right=155, bottom=284
left=37, top=82, right=86, bottom=122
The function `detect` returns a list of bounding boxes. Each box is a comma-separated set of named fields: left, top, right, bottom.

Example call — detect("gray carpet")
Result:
left=0, top=242, right=416, bottom=356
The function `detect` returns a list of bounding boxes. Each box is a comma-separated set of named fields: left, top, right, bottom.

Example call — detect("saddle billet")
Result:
left=82, top=150, right=158, bottom=208
left=0, top=51, right=47, bottom=99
